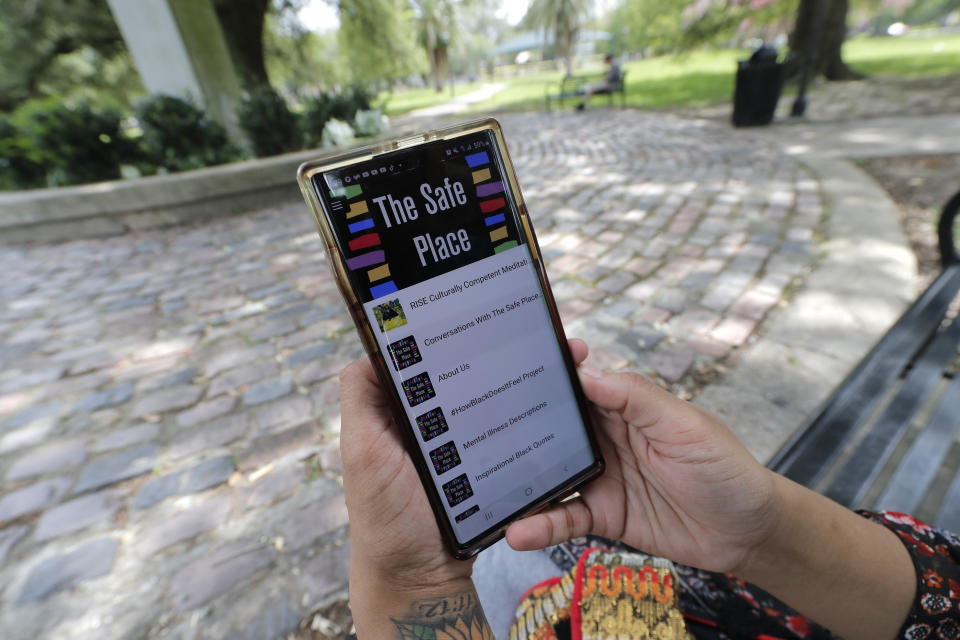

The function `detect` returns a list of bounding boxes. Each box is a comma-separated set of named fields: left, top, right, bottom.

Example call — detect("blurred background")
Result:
left=1, top=0, right=959, bottom=189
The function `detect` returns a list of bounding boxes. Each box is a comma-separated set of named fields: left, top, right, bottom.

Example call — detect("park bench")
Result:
left=544, top=71, right=628, bottom=111
left=768, top=189, right=960, bottom=531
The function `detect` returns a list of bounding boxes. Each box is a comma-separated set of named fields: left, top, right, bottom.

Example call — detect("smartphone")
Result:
left=297, top=118, right=604, bottom=559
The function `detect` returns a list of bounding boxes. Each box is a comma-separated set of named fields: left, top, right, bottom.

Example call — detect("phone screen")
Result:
left=313, top=129, right=598, bottom=547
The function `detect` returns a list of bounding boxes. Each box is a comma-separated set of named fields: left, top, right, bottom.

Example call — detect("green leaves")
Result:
left=338, top=0, right=427, bottom=83
left=136, top=94, right=242, bottom=173
left=236, top=87, right=301, bottom=157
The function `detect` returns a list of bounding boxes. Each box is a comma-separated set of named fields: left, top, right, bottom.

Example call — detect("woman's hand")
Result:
left=506, top=339, right=781, bottom=575
left=340, top=339, right=915, bottom=640
left=339, top=358, right=473, bottom=590
left=339, top=359, right=492, bottom=639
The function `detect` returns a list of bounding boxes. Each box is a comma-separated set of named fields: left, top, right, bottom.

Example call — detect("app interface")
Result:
left=317, top=130, right=595, bottom=543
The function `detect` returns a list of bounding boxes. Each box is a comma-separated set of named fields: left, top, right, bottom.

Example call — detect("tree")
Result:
left=448, top=2, right=505, bottom=80
left=788, top=0, right=860, bottom=80
left=524, top=0, right=593, bottom=77
left=0, top=0, right=134, bottom=113
left=608, top=0, right=685, bottom=56
left=636, top=0, right=860, bottom=83
left=410, top=0, right=457, bottom=91
left=204, top=0, right=321, bottom=93
left=337, top=0, right=425, bottom=85
left=675, top=0, right=797, bottom=49
left=264, top=14, right=347, bottom=92
left=212, top=0, right=272, bottom=92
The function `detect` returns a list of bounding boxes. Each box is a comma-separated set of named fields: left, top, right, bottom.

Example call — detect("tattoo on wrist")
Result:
left=392, top=590, right=493, bottom=639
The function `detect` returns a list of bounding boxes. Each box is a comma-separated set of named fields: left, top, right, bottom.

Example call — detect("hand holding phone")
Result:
left=338, top=356, right=474, bottom=590
left=339, top=339, right=595, bottom=629
left=340, top=334, right=777, bottom=582
left=505, top=357, right=780, bottom=575
left=299, top=119, right=603, bottom=558
left=342, top=339, right=917, bottom=640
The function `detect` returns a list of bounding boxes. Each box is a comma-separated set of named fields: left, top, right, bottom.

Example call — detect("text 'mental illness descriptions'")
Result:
left=462, top=400, right=548, bottom=450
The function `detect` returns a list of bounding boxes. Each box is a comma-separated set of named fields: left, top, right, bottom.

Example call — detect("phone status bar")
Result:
left=322, top=134, right=491, bottom=192
left=323, top=157, right=418, bottom=191
left=443, top=137, right=490, bottom=159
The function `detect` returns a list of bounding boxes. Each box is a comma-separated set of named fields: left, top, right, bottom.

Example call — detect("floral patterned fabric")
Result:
left=530, top=511, right=960, bottom=640
left=868, top=511, right=960, bottom=640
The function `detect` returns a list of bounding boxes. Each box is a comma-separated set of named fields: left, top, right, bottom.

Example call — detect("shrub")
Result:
left=330, top=85, right=374, bottom=122
left=15, top=97, right=140, bottom=187
left=136, top=94, right=242, bottom=173
left=302, top=85, right=375, bottom=147
left=235, top=86, right=302, bottom=157
left=321, top=119, right=355, bottom=148
left=347, top=85, right=375, bottom=114
left=0, top=115, right=47, bottom=190
left=302, top=94, right=335, bottom=147
left=353, top=109, right=390, bottom=137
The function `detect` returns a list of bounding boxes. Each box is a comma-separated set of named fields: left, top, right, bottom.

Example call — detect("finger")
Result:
left=568, top=338, right=588, bottom=365
left=577, top=368, right=680, bottom=430
left=504, top=497, right=595, bottom=550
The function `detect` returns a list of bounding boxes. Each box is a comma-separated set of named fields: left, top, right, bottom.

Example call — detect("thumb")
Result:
left=505, top=496, right=596, bottom=551
left=577, top=367, right=675, bottom=431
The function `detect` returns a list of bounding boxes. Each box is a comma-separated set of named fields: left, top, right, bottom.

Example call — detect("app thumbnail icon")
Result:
left=442, top=473, right=473, bottom=507
left=416, top=407, right=449, bottom=442
left=387, top=335, right=422, bottom=372
left=372, top=298, right=407, bottom=333
left=429, top=441, right=461, bottom=475
left=455, top=505, right=479, bottom=523
left=401, top=372, right=436, bottom=407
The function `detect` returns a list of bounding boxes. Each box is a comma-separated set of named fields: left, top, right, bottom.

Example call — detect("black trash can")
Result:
left=732, top=46, right=784, bottom=127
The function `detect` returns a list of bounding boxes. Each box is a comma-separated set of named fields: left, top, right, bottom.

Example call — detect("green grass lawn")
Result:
left=382, top=33, right=960, bottom=116
left=379, top=82, right=485, bottom=116
left=470, top=49, right=746, bottom=113
left=844, top=33, right=960, bottom=76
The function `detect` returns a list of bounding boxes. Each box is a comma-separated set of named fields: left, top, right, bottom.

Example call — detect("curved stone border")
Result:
left=695, top=155, right=917, bottom=463
left=0, top=149, right=338, bottom=244
left=0, top=117, right=437, bottom=246
left=0, top=146, right=357, bottom=244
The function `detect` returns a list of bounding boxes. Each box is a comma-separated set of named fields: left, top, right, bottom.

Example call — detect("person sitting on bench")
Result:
left=576, top=54, right=623, bottom=111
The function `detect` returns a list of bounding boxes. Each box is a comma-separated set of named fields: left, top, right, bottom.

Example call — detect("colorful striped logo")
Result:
left=332, top=183, right=397, bottom=299
left=469, top=153, right=517, bottom=253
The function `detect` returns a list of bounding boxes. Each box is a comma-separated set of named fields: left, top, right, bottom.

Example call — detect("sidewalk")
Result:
left=750, top=113, right=960, bottom=159
left=0, top=108, right=954, bottom=639
left=406, top=83, right=507, bottom=118
left=694, top=111, right=960, bottom=456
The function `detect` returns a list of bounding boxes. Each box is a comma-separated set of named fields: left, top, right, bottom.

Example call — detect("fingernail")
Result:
left=579, top=364, right=603, bottom=378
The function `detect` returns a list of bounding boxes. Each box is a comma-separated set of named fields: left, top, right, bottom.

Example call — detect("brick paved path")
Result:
left=0, top=111, right=821, bottom=639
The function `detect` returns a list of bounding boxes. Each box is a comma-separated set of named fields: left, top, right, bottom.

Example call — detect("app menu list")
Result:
left=363, top=245, right=592, bottom=542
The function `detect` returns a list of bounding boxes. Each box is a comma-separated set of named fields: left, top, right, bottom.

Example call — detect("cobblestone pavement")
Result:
left=0, top=110, right=821, bottom=639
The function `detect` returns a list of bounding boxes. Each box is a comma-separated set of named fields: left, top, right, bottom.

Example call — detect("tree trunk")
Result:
left=559, top=29, right=575, bottom=77
left=562, top=50, right=574, bottom=77
left=212, top=0, right=270, bottom=92
left=430, top=45, right=449, bottom=92
left=788, top=0, right=861, bottom=82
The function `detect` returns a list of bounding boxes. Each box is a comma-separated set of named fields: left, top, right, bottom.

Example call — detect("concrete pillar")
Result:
left=106, top=0, right=245, bottom=142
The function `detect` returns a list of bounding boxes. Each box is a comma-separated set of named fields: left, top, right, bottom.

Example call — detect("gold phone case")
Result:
left=297, top=118, right=604, bottom=559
